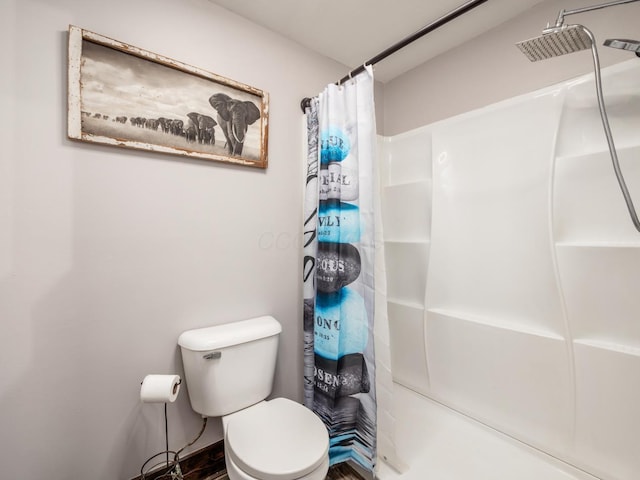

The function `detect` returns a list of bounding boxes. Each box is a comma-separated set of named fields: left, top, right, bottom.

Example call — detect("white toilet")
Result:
left=178, top=316, right=330, bottom=480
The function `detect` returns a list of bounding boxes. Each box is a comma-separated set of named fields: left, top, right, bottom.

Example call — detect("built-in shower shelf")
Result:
left=387, top=298, right=425, bottom=310
left=555, top=143, right=640, bottom=163
left=384, top=239, right=430, bottom=245
left=555, top=241, right=640, bottom=248
left=381, top=180, right=432, bottom=241
left=574, top=339, right=640, bottom=357
left=426, top=308, right=565, bottom=341
left=383, top=178, right=432, bottom=189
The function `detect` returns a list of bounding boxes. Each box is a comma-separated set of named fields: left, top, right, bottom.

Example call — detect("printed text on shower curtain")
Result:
left=303, top=68, right=377, bottom=472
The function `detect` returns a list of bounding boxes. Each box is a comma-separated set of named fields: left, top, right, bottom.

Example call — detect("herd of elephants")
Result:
left=82, top=92, right=261, bottom=156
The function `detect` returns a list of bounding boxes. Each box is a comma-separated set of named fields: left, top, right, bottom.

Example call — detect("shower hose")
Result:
left=583, top=26, right=640, bottom=232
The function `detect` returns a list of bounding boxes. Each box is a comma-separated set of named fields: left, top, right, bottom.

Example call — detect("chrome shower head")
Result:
left=517, top=0, right=640, bottom=61
left=516, top=24, right=593, bottom=62
left=604, top=38, right=640, bottom=57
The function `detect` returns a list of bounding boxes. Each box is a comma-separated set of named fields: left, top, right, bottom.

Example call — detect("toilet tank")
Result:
left=178, top=316, right=282, bottom=417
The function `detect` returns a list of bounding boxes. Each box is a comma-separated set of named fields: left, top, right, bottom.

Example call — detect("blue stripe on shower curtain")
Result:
left=303, top=67, right=377, bottom=473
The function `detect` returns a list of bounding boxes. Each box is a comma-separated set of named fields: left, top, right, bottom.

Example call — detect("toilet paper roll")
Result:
left=140, top=374, right=181, bottom=403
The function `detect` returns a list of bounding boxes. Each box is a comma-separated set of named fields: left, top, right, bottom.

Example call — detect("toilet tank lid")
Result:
left=178, top=316, right=282, bottom=351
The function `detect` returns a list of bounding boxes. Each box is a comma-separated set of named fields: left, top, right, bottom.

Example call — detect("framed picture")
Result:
left=67, top=25, right=269, bottom=168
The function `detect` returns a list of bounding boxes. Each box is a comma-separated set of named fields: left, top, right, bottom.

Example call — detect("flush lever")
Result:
left=203, top=351, right=222, bottom=360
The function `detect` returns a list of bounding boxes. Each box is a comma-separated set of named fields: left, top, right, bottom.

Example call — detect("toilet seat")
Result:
left=225, top=451, right=329, bottom=480
left=225, top=398, right=329, bottom=480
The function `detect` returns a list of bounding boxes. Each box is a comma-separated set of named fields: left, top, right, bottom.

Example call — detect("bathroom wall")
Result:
left=379, top=57, right=640, bottom=480
left=383, top=0, right=640, bottom=134
left=0, top=1, right=347, bottom=478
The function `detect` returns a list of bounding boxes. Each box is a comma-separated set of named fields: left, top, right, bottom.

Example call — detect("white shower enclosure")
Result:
left=379, top=60, right=640, bottom=480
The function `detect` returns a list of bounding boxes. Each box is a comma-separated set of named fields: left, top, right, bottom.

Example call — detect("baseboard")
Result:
left=130, top=439, right=226, bottom=480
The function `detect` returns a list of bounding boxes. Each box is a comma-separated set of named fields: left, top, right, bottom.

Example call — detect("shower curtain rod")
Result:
left=300, top=0, right=488, bottom=112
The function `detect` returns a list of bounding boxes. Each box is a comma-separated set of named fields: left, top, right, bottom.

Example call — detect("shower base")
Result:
left=375, top=384, right=597, bottom=480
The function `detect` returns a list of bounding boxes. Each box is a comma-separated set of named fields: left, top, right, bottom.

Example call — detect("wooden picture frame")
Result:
left=67, top=25, right=269, bottom=168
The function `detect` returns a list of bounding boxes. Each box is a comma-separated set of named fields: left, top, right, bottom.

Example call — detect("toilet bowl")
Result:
left=225, top=452, right=329, bottom=480
left=223, top=398, right=329, bottom=480
left=178, top=316, right=330, bottom=480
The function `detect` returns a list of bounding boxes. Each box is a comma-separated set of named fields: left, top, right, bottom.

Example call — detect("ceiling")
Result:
left=208, top=0, right=546, bottom=83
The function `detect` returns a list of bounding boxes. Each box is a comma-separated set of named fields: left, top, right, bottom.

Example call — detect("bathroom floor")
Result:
left=201, top=463, right=365, bottom=480
left=326, top=463, right=367, bottom=480
left=202, top=474, right=227, bottom=480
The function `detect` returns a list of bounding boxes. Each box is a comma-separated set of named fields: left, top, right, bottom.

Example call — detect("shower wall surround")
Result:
left=379, top=60, right=640, bottom=480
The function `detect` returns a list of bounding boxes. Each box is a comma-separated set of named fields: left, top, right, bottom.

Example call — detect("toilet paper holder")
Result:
left=172, top=378, right=182, bottom=394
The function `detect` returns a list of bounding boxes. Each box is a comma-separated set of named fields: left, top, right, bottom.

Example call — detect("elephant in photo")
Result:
left=145, top=118, right=159, bottom=131
left=185, top=125, right=197, bottom=143
left=186, top=112, right=217, bottom=145
left=157, top=117, right=172, bottom=134
left=170, top=119, right=184, bottom=136
left=208, top=93, right=261, bottom=156
left=131, top=117, right=146, bottom=127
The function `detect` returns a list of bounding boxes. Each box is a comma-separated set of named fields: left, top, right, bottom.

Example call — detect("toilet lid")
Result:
left=226, top=398, right=329, bottom=480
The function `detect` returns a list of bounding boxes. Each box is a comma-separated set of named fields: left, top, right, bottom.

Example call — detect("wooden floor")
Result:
left=326, top=462, right=367, bottom=480
left=202, top=462, right=366, bottom=480
left=133, top=439, right=367, bottom=480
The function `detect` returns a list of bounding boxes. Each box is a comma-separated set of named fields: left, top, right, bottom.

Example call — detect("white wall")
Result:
left=382, top=0, right=640, bottom=135
left=0, top=1, right=347, bottom=478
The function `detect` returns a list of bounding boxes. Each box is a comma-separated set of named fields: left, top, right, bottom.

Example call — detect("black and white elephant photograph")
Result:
left=68, top=26, right=269, bottom=168
left=209, top=93, right=261, bottom=157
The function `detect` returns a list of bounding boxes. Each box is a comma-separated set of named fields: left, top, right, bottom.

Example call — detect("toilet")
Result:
left=178, top=316, right=330, bottom=480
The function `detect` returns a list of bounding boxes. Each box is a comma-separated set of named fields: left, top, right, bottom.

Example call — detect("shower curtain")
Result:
left=302, top=67, right=377, bottom=472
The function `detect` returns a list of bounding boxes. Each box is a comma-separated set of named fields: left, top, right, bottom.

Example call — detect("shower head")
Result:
left=516, top=0, right=640, bottom=61
left=603, top=38, right=640, bottom=57
left=516, top=24, right=593, bottom=62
